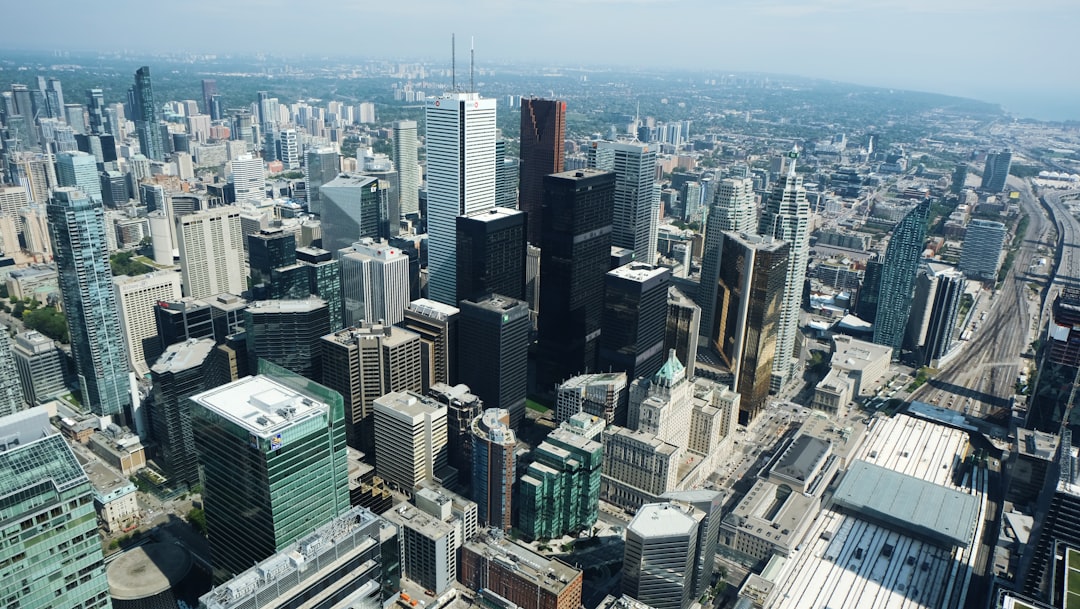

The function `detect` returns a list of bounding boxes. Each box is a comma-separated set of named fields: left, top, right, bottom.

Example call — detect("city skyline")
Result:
left=3, top=1, right=1079, bottom=120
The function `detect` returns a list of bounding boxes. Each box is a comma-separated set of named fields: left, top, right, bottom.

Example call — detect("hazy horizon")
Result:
left=4, top=0, right=1078, bottom=120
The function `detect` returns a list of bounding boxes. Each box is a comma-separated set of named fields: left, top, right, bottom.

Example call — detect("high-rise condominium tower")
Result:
left=873, top=199, right=930, bottom=357
left=48, top=188, right=129, bottom=417
left=392, top=120, right=421, bottom=216
left=132, top=66, right=165, bottom=161
left=518, top=98, right=566, bottom=245
left=425, top=92, right=497, bottom=306
left=757, top=150, right=810, bottom=391
left=588, top=140, right=659, bottom=264
left=176, top=206, right=245, bottom=299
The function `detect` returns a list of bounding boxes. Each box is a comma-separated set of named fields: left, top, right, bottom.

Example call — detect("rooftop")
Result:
left=463, top=207, right=525, bottom=223
left=831, top=335, right=892, bottom=372
left=407, top=298, right=460, bottom=320
left=150, top=338, right=216, bottom=374
left=190, top=375, right=329, bottom=438
left=0, top=408, right=87, bottom=494
left=246, top=297, right=326, bottom=314
left=771, top=435, right=831, bottom=485
left=464, top=531, right=581, bottom=595
left=608, top=262, right=669, bottom=283
left=107, top=543, right=192, bottom=600
left=1016, top=428, right=1059, bottom=461
left=628, top=502, right=701, bottom=538
left=384, top=501, right=456, bottom=540
left=832, top=460, right=979, bottom=548
left=321, top=173, right=379, bottom=189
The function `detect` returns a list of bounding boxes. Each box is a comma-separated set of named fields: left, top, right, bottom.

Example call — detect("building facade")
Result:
left=471, top=408, right=517, bottom=531
left=458, top=294, right=530, bottom=429
left=519, top=98, right=566, bottom=245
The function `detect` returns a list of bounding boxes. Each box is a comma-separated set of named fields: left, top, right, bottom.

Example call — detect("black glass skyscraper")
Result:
left=148, top=338, right=218, bottom=490
left=458, top=295, right=530, bottom=430
left=456, top=208, right=527, bottom=303
left=873, top=199, right=930, bottom=357
left=598, top=262, right=671, bottom=382
left=536, top=169, right=616, bottom=392
left=132, top=66, right=165, bottom=161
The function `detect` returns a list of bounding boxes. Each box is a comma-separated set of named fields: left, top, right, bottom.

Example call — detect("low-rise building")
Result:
left=460, top=531, right=582, bottom=609
left=87, top=426, right=146, bottom=475
left=83, top=457, right=139, bottom=533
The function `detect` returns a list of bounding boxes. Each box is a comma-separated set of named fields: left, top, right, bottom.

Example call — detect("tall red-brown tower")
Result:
left=518, top=97, right=566, bottom=246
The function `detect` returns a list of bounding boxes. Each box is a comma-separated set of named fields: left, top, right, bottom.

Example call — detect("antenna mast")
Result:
left=451, top=33, right=456, bottom=92
left=470, top=36, right=475, bottom=93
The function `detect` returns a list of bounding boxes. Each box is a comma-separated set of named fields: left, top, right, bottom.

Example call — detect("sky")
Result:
left=5, top=0, right=1079, bottom=119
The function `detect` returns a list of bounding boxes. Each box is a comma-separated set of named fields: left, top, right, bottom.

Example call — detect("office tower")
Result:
left=518, top=98, right=566, bottom=245
left=951, top=163, right=969, bottom=195
left=458, top=294, right=530, bottom=429
left=959, top=218, right=1008, bottom=281
left=132, top=66, right=165, bottom=161
left=518, top=426, right=603, bottom=540
left=44, top=77, right=64, bottom=119
left=428, top=382, right=482, bottom=483
left=456, top=207, right=527, bottom=302
left=340, top=239, right=410, bottom=326
left=757, top=151, right=811, bottom=391
left=100, top=170, right=128, bottom=206
left=400, top=298, right=459, bottom=391
left=373, top=390, right=452, bottom=491
left=202, top=506, right=395, bottom=609
left=358, top=151, right=400, bottom=239
left=425, top=92, right=498, bottom=305
left=981, top=149, right=1012, bottom=192
left=201, top=79, right=216, bottom=115
left=665, top=286, right=700, bottom=380
left=712, top=232, right=789, bottom=423
left=48, top=188, right=129, bottom=417
left=320, top=174, right=383, bottom=253
left=176, top=206, right=245, bottom=298
left=661, top=490, right=723, bottom=598
left=244, top=298, right=331, bottom=381
left=699, top=177, right=755, bottom=337
left=270, top=246, right=344, bottom=331
left=1029, top=290, right=1080, bottom=432
left=392, top=120, right=420, bottom=216
left=148, top=338, right=216, bottom=490
left=304, top=147, right=339, bottom=216
left=598, top=263, right=671, bottom=382
left=556, top=372, right=628, bottom=426
left=622, top=502, right=703, bottom=609
left=494, top=139, right=518, bottom=208
left=587, top=140, right=658, bottom=263
left=7, top=152, right=56, bottom=204
left=0, top=328, right=21, bottom=416
left=460, top=533, right=583, bottom=609
left=536, top=169, right=616, bottom=390
left=248, top=227, right=296, bottom=284
left=905, top=262, right=965, bottom=368
left=86, top=88, right=106, bottom=134
left=856, top=257, right=882, bottom=323
left=230, top=153, right=265, bottom=203
left=278, top=128, right=299, bottom=169
left=191, top=370, right=349, bottom=578
left=55, top=150, right=102, bottom=203
left=321, top=323, right=423, bottom=452
left=384, top=500, right=458, bottom=595
left=11, top=330, right=65, bottom=406
left=114, top=270, right=183, bottom=374
left=0, top=408, right=110, bottom=609
left=872, top=199, right=929, bottom=356
left=471, top=408, right=516, bottom=530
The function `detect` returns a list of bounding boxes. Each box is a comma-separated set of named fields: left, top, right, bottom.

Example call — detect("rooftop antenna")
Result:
left=451, top=33, right=456, bottom=92
left=470, top=36, right=475, bottom=93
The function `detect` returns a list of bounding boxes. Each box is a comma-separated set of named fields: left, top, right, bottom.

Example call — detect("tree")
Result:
left=23, top=307, right=69, bottom=343
left=187, top=508, right=207, bottom=536
left=110, top=251, right=153, bottom=277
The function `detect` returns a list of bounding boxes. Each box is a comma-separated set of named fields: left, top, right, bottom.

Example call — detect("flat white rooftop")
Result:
left=192, top=375, right=327, bottom=437
left=628, top=502, right=699, bottom=538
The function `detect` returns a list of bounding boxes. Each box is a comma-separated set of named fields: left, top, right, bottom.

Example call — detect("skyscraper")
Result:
left=392, top=120, right=420, bottom=216
left=458, top=294, right=530, bottom=429
left=711, top=231, right=789, bottom=423
left=176, top=206, right=245, bottom=299
left=598, top=263, right=671, bottom=382
left=11, top=330, right=66, bottom=407
left=425, top=92, right=497, bottom=306
left=339, top=239, right=410, bottom=327
left=0, top=408, right=110, bottom=609
left=191, top=369, right=349, bottom=578
left=471, top=408, right=517, bottom=531
left=959, top=218, right=1008, bottom=281
left=588, top=140, right=659, bottom=263
left=48, top=188, right=129, bottom=417
left=55, top=150, right=102, bottom=203
left=699, top=177, right=755, bottom=338
left=132, top=66, right=165, bottom=161
left=400, top=298, right=460, bottom=392
left=320, top=174, right=384, bottom=253
left=248, top=227, right=297, bottom=285
left=873, top=199, right=930, bottom=357
left=0, top=327, right=22, bottom=416
left=757, top=150, right=811, bottom=391
left=320, top=323, right=423, bottom=453
left=230, top=153, right=266, bottom=203
left=536, top=169, right=616, bottom=391
left=622, top=502, right=703, bottom=609
left=981, top=149, right=1012, bottom=192
left=456, top=207, right=527, bottom=303
left=113, top=270, right=183, bottom=374
left=201, top=79, right=217, bottom=116
left=518, top=425, right=603, bottom=540
left=148, top=338, right=217, bottom=490
left=494, top=139, right=518, bottom=208
left=304, top=147, right=340, bottom=216
left=905, top=262, right=965, bottom=368
left=665, top=286, right=700, bottom=380
left=244, top=298, right=331, bottom=381
left=518, top=98, right=566, bottom=246
left=373, top=390, right=452, bottom=491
